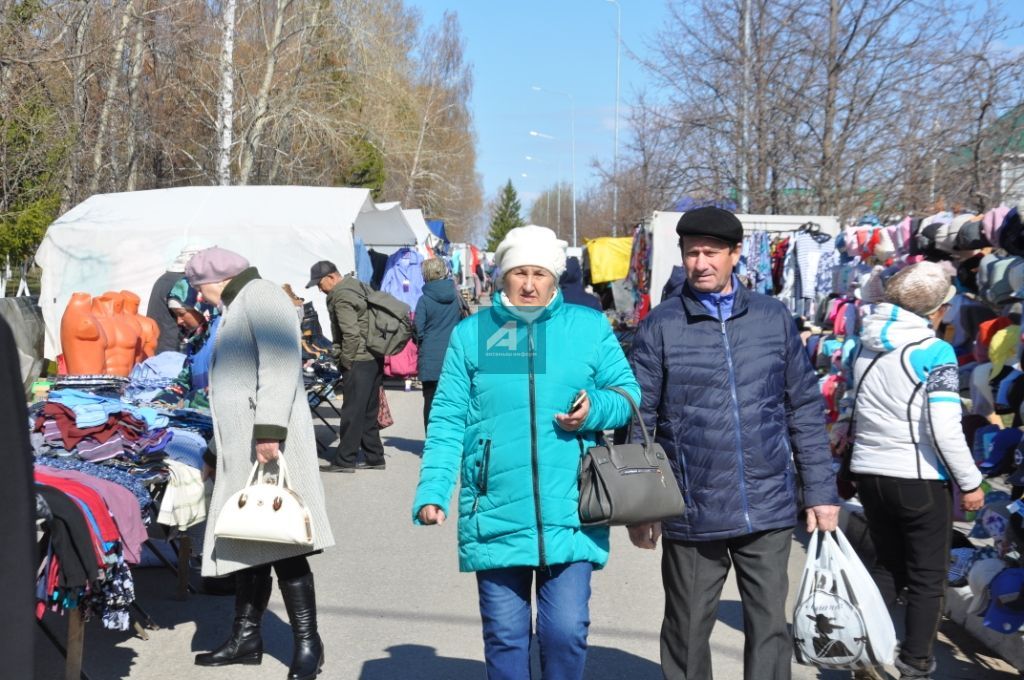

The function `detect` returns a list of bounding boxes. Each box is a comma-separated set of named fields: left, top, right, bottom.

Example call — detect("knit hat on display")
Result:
left=883, top=261, right=955, bottom=316
left=494, top=225, right=568, bottom=279
left=675, top=206, right=744, bottom=245
left=185, top=247, right=250, bottom=286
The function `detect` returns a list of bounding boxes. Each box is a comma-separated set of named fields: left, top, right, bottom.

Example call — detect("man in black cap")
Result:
left=306, top=260, right=386, bottom=472
left=627, top=207, right=839, bottom=679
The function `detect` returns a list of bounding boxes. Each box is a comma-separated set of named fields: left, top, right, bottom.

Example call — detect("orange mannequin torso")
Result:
left=121, top=290, right=160, bottom=358
left=93, top=294, right=140, bottom=376
left=60, top=293, right=108, bottom=375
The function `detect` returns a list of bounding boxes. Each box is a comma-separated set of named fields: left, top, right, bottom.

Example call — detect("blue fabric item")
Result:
left=354, top=237, right=374, bottom=284
left=427, top=219, right=448, bottom=241
left=981, top=428, right=1023, bottom=474
left=48, top=389, right=169, bottom=429
left=162, top=428, right=206, bottom=469
left=188, top=315, right=221, bottom=390
left=476, top=561, right=592, bottom=677
left=693, top=275, right=740, bottom=319
left=412, top=290, right=640, bottom=572
left=974, top=425, right=1002, bottom=465
left=559, top=257, right=602, bottom=311
left=630, top=280, right=838, bottom=542
left=997, top=369, right=1024, bottom=409
left=35, top=455, right=152, bottom=510
left=130, top=352, right=186, bottom=383
left=381, top=247, right=425, bottom=307
left=414, top=279, right=462, bottom=382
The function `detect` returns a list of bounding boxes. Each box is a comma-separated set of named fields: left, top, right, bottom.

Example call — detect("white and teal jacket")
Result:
left=850, top=303, right=983, bottom=492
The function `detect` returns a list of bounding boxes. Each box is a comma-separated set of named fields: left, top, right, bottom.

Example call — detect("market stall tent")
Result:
left=649, top=211, right=839, bottom=306
left=36, top=185, right=412, bottom=358
left=401, top=209, right=432, bottom=247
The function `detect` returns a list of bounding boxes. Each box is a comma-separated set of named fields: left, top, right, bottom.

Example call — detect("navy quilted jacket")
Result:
left=630, top=281, right=837, bottom=541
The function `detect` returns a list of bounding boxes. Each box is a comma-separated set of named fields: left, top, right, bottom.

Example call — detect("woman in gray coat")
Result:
left=186, top=247, right=334, bottom=680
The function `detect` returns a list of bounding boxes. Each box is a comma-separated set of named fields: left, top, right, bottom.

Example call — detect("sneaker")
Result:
left=894, top=655, right=935, bottom=680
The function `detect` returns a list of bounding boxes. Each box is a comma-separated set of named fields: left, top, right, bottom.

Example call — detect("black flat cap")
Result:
left=676, top=206, right=743, bottom=245
left=306, top=260, right=339, bottom=288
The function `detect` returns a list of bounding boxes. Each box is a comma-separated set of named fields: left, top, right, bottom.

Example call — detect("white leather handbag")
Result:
left=213, top=455, right=315, bottom=546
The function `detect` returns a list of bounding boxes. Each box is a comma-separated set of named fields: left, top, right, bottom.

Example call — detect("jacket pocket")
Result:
left=472, top=439, right=492, bottom=513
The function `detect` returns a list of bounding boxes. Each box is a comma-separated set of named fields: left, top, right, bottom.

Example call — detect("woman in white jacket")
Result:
left=851, top=262, right=984, bottom=680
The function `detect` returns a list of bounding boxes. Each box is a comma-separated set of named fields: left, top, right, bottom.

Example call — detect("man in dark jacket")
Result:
left=559, top=256, right=602, bottom=311
left=629, top=207, right=839, bottom=680
left=307, top=260, right=386, bottom=473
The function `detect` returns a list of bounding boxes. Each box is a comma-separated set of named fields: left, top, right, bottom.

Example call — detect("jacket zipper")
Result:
left=718, top=300, right=752, bottom=533
left=527, top=324, right=547, bottom=567
left=472, top=439, right=492, bottom=513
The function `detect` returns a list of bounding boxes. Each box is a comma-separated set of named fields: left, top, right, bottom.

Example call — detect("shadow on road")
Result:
left=384, top=436, right=425, bottom=457
left=358, top=644, right=484, bottom=679
left=585, top=645, right=662, bottom=679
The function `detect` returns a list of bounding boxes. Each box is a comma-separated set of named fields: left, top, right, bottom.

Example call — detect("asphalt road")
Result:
left=33, top=386, right=1018, bottom=679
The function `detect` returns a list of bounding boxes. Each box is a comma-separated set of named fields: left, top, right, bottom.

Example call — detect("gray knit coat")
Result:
left=202, top=270, right=334, bottom=576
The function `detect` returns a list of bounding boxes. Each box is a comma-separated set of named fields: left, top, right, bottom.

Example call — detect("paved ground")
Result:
left=34, top=386, right=1019, bottom=679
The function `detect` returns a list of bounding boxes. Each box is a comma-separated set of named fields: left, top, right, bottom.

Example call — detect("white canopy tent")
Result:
left=401, top=209, right=432, bottom=247
left=360, top=202, right=419, bottom=253
left=36, top=185, right=415, bottom=358
left=649, top=211, right=840, bottom=306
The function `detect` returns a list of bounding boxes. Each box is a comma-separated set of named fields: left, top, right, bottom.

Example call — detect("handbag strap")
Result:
left=607, top=386, right=651, bottom=450
left=847, top=348, right=888, bottom=436
left=245, top=454, right=292, bottom=490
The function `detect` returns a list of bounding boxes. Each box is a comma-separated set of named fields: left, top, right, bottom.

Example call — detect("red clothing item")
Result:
left=35, top=469, right=121, bottom=548
left=34, top=402, right=120, bottom=450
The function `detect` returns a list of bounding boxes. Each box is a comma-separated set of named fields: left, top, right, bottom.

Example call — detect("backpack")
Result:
left=357, top=282, right=414, bottom=357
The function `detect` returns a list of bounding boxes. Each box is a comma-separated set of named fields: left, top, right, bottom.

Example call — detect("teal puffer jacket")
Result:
left=412, top=290, right=639, bottom=572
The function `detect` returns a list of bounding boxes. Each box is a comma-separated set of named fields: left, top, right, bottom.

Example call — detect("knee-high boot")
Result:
left=279, top=572, right=324, bottom=680
left=195, top=568, right=273, bottom=666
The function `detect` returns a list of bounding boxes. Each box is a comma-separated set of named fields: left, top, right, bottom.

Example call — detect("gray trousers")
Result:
left=660, top=528, right=793, bottom=680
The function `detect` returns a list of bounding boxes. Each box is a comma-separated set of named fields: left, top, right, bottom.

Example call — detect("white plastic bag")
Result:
left=793, top=528, right=896, bottom=670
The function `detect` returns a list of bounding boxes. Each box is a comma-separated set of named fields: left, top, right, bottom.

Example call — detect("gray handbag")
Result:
left=578, top=386, right=686, bottom=526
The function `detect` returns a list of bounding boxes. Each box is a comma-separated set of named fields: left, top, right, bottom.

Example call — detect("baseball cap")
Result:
left=966, top=557, right=1008, bottom=616
left=305, top=260, right=339, bottom=288
left=983, top=567, right=1024, bottom=633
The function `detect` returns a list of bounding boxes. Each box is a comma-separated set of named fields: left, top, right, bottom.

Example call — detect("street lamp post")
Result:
left=529, top=131, right=564, bottom=240
left=532, top=86, right=577, bottom=247
left=607, top=0, right=621, bottom=237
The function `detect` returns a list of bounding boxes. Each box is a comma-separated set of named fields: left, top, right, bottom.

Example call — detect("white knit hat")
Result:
left=494, top=225, right=568, bottom=278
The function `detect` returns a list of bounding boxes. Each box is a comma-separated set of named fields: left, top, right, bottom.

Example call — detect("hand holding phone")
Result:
left=568, top=390, right=586, bottom=414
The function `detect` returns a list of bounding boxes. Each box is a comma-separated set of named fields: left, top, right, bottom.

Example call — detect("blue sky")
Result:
left=410, top=0, right=667, bottom=209
left=409, top=1, right=1024, bottom=214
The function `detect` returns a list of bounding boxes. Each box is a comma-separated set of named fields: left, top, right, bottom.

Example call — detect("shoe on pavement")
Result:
left=320, top=463, right=356, bottom=473
left=894, top=655, right=935, bottom=680
left=355, top=462, right=386, bottom=470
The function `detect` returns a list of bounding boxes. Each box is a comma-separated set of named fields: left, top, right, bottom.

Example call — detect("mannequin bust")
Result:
left=120, top=290, right=159, bottom=359
left=60, top=293, right=108, bottom=375
left=93, top=293, right=140, bottom=376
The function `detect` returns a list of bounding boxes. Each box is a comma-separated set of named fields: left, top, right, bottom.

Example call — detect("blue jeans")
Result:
left=476, top=561, right=593, bottom=680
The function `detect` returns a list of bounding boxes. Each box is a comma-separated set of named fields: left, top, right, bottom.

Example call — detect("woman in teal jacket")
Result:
left=413, top=226, right=639, bottom=680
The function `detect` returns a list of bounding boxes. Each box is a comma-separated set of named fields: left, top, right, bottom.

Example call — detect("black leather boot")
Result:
left=279, top=573, right=324, bottom=680
left=194, top=569, right=273, bottom=666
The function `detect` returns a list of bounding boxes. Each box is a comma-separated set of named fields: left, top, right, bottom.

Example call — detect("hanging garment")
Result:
left=381, top=247, right=425, bottom=308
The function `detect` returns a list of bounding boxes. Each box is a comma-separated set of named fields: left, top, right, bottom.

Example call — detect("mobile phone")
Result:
left=568, top=391, right=586, bottom=414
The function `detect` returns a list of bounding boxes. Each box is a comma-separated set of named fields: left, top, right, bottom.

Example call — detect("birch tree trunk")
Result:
left=89, top=0, right=135, bottom=195
left=125, top=4, right=147, bottom=192
left=216, top=0, right=238, bottom=186
left=62, top=1, right=94, bottom=211
left=238, top=0, right=293, bottom=185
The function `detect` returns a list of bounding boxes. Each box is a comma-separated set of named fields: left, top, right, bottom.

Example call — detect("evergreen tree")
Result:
left=486, top=179, right=525, bottom=251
